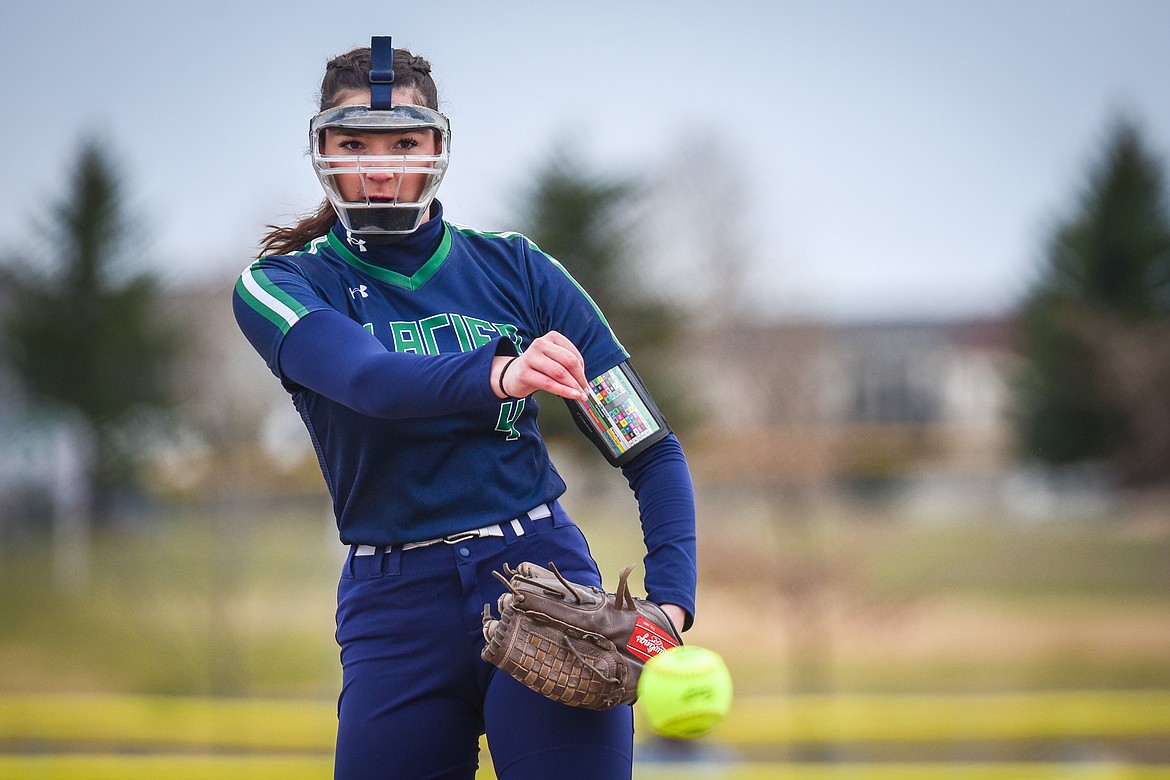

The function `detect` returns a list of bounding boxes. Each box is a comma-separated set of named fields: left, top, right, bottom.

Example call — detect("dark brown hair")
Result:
left=257, top=46, right=439, bottom=257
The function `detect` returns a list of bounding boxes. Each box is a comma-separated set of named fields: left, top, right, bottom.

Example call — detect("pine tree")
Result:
left=1014, top=118, right=1170, bottom=485
left=0, top=139, right=183, bottom=519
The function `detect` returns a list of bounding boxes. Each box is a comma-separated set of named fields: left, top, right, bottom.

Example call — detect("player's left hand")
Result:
left=660, top=604, right=687, bottom=633
left=493, top=331, right=588, bottom=402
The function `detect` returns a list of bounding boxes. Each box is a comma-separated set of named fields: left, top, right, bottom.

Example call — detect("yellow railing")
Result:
left=715, top=690, right=1170, bottom=743
left=3, top=692, right=1169, bottom=779
left=4, top=691, right=1170, bottom=748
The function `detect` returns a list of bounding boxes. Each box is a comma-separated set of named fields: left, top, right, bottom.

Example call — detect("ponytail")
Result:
left=257, top=199, right=336, bottom=258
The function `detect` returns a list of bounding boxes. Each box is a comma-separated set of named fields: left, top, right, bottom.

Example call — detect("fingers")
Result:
left=539, top=331, right=590, bottom=391
left=506, top=331, right=589, bottom=402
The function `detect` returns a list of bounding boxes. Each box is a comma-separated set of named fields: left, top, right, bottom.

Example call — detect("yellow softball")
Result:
left=637, top=645, right=733, bottom=739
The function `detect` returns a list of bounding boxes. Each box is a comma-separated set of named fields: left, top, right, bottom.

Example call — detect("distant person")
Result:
left=232, top=37, right=697, bottom=780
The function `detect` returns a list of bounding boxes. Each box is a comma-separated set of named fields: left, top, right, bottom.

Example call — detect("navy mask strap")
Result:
left=369, top=36, right=395, bottom=110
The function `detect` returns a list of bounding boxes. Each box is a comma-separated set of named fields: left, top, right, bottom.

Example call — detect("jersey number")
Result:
left=495, top=399, right=525, bottom=441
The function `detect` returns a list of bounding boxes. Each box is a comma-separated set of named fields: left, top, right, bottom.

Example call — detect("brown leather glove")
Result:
left=481, top=561, right=683, bottom=710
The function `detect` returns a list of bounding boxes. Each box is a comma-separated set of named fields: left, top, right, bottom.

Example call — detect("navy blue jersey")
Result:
left=234, top=205, right=627, bottom=545
left=235, top=204, right=697, bottom=623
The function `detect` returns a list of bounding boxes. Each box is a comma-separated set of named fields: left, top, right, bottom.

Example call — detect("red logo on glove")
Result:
left=625, top=616, right=680, bottom=662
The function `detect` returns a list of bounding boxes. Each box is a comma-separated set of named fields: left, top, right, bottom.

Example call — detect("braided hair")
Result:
left=258, top=47, right=440, bottom=257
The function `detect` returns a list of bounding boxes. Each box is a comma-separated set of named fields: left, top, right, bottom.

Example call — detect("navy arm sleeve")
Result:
left=233, top=291, right=509, bottom=419
left=279, top=309, right=510, bottom=418
left=621, top=433, right=698, bottom=630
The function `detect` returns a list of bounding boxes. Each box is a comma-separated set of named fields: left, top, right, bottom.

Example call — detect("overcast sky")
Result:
left=2, top=0, right=1168, bottom=321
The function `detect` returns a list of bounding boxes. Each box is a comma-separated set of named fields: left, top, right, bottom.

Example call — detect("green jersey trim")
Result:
left=236, top=262, right=310, bottom=334
left=448, top=224, right=628, bottom=357
left=325, top=224, right=453, bottom=290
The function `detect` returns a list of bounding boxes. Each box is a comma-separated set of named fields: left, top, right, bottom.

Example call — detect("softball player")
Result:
left=233, top=38, right=697, bottom=780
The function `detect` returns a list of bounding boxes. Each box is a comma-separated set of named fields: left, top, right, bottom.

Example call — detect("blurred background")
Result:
left=2, top=1, right=1169, bottom=778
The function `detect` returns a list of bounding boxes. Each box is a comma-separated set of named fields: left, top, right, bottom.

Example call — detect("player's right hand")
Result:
left=492, top=331, right=588, bottom=402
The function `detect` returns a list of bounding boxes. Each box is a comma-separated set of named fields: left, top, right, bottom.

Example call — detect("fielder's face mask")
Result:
left=309, top=36, right=451, bottom=236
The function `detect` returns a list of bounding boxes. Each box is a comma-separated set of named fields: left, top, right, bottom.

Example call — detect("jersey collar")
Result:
left=325, top=205, right=453, bottom=291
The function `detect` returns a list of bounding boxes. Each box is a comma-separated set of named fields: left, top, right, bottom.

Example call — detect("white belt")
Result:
left=354, top=503, right=552, bottom=556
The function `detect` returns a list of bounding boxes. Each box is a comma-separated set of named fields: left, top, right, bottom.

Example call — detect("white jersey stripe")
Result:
left=241, top=267, right=302, bottom=331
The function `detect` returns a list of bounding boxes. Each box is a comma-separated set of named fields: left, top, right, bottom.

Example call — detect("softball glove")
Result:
left=480, top=561, right=683, bottom=710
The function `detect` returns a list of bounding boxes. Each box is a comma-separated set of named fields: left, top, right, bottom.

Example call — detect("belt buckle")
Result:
left=441, top=530, right=479, bottom=544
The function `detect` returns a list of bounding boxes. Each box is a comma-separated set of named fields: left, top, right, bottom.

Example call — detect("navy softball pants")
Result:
left=333, top=502, right=635, bottom=779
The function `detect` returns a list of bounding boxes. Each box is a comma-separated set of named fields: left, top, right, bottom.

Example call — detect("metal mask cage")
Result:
left=309, top=104, right=452, bottom=236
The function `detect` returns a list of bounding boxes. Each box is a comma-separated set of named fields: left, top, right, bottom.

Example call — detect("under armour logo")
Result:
left=347, top=233, right=367, bottom=253
left=349, top=285, right=369, bottom=299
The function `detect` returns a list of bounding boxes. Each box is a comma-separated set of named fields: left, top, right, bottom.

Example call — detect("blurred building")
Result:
left=59, top=282, right=1026, bottom=513
left=679, top=316, right=1020, bottom=512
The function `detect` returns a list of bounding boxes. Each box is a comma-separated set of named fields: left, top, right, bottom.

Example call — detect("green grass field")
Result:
left=3, top=494, right=1168, bottom=696
left=1, top=490, right=1169, bottom=776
